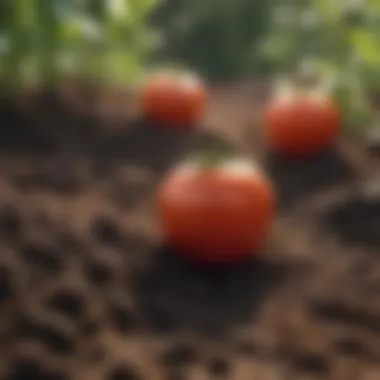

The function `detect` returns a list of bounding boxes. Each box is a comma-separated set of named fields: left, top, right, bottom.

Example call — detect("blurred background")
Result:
left=0, top=0, right=377, bottom=130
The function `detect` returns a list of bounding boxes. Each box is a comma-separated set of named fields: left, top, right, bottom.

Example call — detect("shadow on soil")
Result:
left=0, top=97, right=56, bottom=155
left=0, top=92, right=102, bottom=155
left=0, top=95, right=235, bottom=182
left=324, top=191, right=380, bottom=250
left=133, top=247, right=289, bottom=338
left=265, top=146, right=354, bottom=210
left=309, top=298, right=380, bottom=334
left=91, top=118, right=234, bottom=175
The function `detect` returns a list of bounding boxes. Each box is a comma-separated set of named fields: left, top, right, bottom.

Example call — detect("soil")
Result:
left=2, top=80, right=380, bottom=379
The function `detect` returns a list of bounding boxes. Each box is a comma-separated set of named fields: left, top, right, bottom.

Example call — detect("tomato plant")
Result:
left=140, top=71, right=208, bottom=126
left=259, top=0, right=380, bottom=136
left=262, top=87, right=340, bottom=157
left=0, top=0, right=159, bottom=91
left=155, top=158, right=276, bottom=263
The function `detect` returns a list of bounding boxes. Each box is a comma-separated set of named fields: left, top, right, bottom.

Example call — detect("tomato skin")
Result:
left=262, top=93, right=340, bottom=157
left=156, top=160, right=276, bottom=264
left=140, top=72, right=207, bottom=126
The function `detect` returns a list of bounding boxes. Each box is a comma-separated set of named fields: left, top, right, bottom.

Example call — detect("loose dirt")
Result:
left=1, top=80, right=380, bottom=380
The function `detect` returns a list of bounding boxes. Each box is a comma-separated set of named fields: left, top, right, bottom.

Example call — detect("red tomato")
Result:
left=262, top=92, right=340, bottom=157
left=140, top=72, right=207, bottom=126
left=155, top=159, right=276, bottom=264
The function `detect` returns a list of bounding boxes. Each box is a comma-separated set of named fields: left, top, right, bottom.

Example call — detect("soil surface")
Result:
left=2, top=80, right=380, bottom=380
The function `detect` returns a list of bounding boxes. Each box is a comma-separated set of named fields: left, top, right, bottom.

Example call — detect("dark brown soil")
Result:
left=2, top=81, right=380, bottom=380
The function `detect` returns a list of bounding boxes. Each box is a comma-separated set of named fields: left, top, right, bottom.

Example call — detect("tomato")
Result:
left=262, top=91, right=340, bottom=157
left=140, top=71, right=207, bottom=126
left=155, top=159, right=276, bottom=264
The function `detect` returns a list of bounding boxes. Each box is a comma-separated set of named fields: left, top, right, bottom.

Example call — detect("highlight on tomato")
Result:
left=155, top=156, right=276, bottom=264
left=261, top=84, right=341, bottom=158
left=139, top=70, right=208, bottom=126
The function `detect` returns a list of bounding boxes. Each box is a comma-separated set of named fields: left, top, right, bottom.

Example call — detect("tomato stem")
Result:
left=274, top=72, right=328, bottom=100
left=197, top=142, right=230, bottom=168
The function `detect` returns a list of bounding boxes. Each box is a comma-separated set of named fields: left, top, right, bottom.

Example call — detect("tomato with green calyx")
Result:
left=262, top=87, right=341, bottom=157
left=140, top=71, right=207, bottom=126
left=155, top=157, right=276, bottom=264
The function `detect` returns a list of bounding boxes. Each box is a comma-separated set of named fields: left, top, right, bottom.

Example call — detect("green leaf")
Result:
left=349, top=28, right=380, bottom=63
left=368, top=0, right=380, bottom=7
left=313, top=0, right=341, bottom=23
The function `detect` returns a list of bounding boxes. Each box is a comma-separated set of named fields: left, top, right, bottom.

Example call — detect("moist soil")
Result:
left=2, top=80, right=380, bottom=379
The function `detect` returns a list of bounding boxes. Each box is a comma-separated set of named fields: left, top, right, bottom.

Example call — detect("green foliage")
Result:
left=0, top=0, right=159, bottom=89
left=149, top=0, right=273, bottom=80
left=257, top=0, right=320, bottom=71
